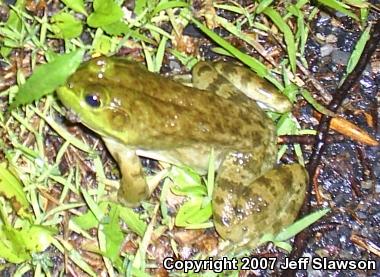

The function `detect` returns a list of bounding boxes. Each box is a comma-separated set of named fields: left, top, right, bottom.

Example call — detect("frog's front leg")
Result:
left=103, top=138, right=149, bottom=207
left=213, top=152, right=308, bottom=247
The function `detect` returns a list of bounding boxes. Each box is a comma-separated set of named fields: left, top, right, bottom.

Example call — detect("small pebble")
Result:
left=331, top=50, right=350, bottom=65
left=316, top=33, right=326, bottom=41
left=325, top=34, right=338, bottom=43
left=361, top=180, right=374, bottom=190
left=320, top=44, right=335, bottom=57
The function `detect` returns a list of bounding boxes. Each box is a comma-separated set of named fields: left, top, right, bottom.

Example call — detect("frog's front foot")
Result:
left=103, top=138, right=149, bottom=207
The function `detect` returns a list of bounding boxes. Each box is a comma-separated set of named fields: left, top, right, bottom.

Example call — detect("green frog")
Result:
left=57, top=57, right=308, bottom=248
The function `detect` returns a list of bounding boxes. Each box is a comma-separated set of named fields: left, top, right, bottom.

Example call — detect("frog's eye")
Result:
left=85, top=94, right=101, bottom=108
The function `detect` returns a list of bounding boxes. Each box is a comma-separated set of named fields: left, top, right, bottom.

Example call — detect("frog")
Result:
left=57, top=56, right=308, bottom=248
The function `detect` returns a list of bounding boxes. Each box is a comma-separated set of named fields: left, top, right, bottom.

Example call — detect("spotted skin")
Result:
left=57, top=57, right=308, bottom=247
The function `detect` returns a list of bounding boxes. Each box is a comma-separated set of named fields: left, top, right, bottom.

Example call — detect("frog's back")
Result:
left=79, top=57, right=276, bottom=150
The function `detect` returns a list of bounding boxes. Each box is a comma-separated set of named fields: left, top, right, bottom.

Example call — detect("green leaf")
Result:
left=263, top=7, right=297, bottom=73
left=359, top=7, right=368, bottom=24
left=92, top=32, right=113, bottom=55
left=186, top=201, right=212, bottom=225
left=61, top=0, right=87, bottom=15
left=283, top=83, right=298, bottom=103
left=87, top=0, right=123, bottom=28
left=101, top=21, right=134, bottom=36
left=134, top=0, right=148, bottom=16
left=117, top=203, right=147, bottom=237
left=169, top=166, right=207, bottom=197
left=131, top=268, right=152, bottom=277
left=276, top=113, right=297, bottom=136
left=10, top=49, right=84, bottom=109
left=169, top=166, right=203, bottom=188
left=0, top=225, right=55, bottom=263
left=171, top=184, right=207, bottom=197
left=72, top=210, right=99, bottom=230
left=0, top=225, right=30, bottom=263
left=101, top=205, right=123, bottom=262
left=0, top=163, right=30, bottom=217
left=175, top=197, right=212, bottom=227
left=23, top=225, right=56, bottom=252
left=51, top=12, right=83, bottom=39
left=5, top=0, right=25, bottom=31
left=273, top=241, right=292, bottom=252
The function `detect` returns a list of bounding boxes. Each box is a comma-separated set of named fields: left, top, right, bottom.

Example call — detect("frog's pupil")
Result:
left=85, top=94, right=101, bottom=107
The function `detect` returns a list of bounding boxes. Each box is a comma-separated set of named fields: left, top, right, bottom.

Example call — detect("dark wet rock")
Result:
left=304, top=39, right=321, bottom=72
left=4, top=0, right=16, bottom=5
left=0, top=3, right=10, bottom=22
left=331, top=50, right=350, bottom=66
left=320, top=44, right=335, bottom=57
left=183, top=23, right=206, bottom=38
left=337, top=31, right=359, bottom=52
left=312, top=13, right=333, bottom=36
left=80, top=30, right=93, bottom=45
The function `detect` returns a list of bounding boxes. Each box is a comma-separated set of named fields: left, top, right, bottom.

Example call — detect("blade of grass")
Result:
left=190, top=18, right=268, bottom=76
left=343, top=25, right=371, bottom=81
left=317, top=0, right=359, bottom=20
left=262, top=7, right=297, bottom=73
left=154, top=36, right=168, bottom=72
left=275, top=208, right=330, bottom=241
left=300, top=89, right=335, bottom=116
left=152, top=1, right=189, bottom=16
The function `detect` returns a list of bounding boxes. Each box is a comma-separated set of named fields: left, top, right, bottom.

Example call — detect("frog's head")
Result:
left=57, top=57, right=136, bottom=143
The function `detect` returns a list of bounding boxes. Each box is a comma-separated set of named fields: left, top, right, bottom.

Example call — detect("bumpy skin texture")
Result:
left=57, top=57, right=308, bottom=246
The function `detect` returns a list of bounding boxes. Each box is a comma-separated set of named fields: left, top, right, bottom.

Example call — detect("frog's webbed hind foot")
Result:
left=213, top=164, right=308, bottom=246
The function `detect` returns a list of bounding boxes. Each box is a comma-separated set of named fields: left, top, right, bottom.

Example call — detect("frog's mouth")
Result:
left=62, top=107, right=82, bottom=124
left=57, top=86, right=83, bottom=124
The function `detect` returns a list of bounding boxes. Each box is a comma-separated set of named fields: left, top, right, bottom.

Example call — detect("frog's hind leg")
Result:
left=213, top=161, right=308, bottom=248
left=192, top=61, right=292, bottom=113
left=192, top=61, right=243, bottom=100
